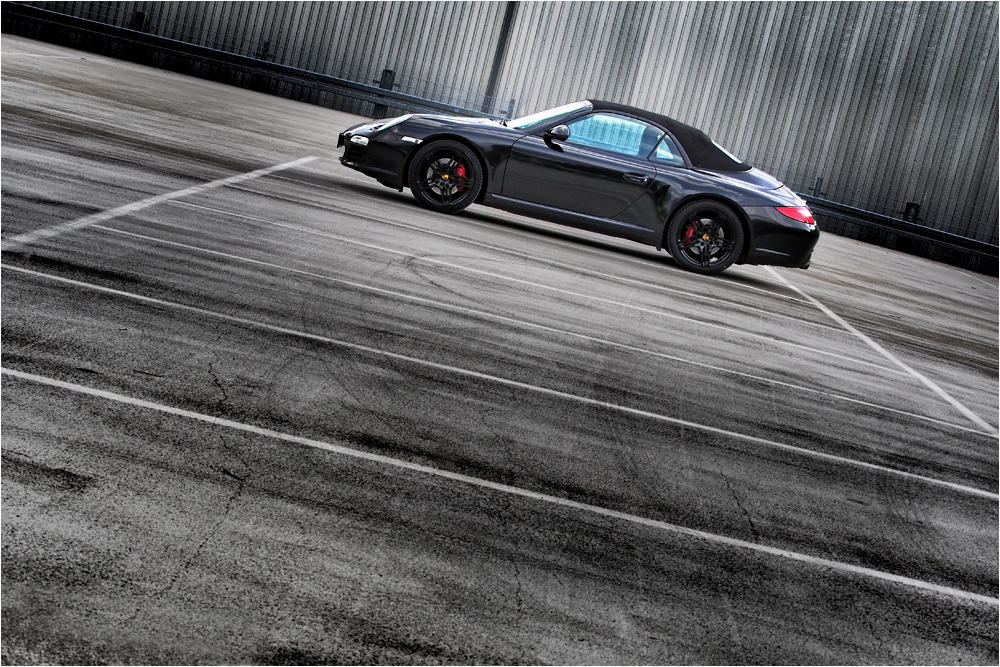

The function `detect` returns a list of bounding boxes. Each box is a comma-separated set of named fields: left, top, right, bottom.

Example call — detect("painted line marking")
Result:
left=3, top=267, right=995, bottom=500
left=241, top=171, right=807, bottom=304
left=0, top=156, right=319, bottom=252
left=93, top=213, right=910, bottom=378
left=2, top=367, right=996, bottom=607
left=198, top=190, right=843, bottom=336
left=957, top=269, right=1000, bottom=290
left=4, top=263, right=987, bottom=437
left=766, top=267, right=999, bottom=437
left=1, top=54, right=91, bottom=59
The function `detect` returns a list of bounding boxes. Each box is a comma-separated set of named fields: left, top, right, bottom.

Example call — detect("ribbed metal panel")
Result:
left=25, top=0, right=999, bottom=245
left=31, top=1, right=516, bottom=113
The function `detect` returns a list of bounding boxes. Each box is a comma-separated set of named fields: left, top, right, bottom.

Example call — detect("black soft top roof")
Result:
left=588, top=100, right=751, bottom=172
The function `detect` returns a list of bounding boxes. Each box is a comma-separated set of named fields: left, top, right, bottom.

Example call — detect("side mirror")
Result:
left=545, top=124, right=570, bottom=142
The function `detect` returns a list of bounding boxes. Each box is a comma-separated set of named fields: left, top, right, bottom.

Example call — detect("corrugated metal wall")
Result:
left=32, top=1, right=518, bottom=114
left=28, top=1, right=1000, bottom=245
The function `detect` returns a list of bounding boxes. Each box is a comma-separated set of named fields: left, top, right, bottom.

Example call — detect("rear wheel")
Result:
left=408, top=140, right=482, bottom=213
left=666, top=200, right=745, bottom=275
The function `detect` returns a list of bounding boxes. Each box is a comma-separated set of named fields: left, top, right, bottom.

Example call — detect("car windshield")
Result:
left=509, top=101, right=592, bottom=130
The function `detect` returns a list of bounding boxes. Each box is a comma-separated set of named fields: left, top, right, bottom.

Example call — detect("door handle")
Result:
left=623, top=173, right=650, bottom=184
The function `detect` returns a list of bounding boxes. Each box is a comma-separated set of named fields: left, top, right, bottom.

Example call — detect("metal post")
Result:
left=128, top=11, right=147, bottom=32
left=812, top=177, right=824, bottom=198
left=482, top=1, right=518, bottom=114
left=372, top=69, right=396, bottom=118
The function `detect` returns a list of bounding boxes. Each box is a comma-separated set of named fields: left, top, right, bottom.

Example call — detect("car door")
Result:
left=501, top=112, right=662, bottom=219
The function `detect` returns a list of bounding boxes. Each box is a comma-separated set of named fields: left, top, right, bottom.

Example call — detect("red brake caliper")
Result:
left=684, top=222, right=696, bottom=240
left=456, top=163, right=466, bottom=193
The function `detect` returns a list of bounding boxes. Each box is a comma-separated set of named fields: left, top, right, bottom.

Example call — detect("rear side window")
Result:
left=650, top=136, right=685, bottom=166
left=564, top=112, right=664, bottom=158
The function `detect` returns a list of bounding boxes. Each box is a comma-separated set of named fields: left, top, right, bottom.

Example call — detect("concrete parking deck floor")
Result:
left=2, top=35, right=997, bottom=664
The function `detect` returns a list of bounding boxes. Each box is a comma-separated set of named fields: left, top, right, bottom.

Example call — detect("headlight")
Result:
left=350, top=135, right=369, bottom=146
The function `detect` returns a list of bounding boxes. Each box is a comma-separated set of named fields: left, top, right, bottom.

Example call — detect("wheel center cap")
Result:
left=442, top=174, right=449, bottom=180
left=702, top=233, right=711, bottom=241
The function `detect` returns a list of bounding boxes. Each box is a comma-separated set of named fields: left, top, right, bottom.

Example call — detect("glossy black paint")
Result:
left=504, top=135, right=656, bottom=219
left=338, top=102, right=820, bottom=269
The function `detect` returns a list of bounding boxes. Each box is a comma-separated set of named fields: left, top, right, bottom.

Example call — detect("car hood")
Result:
left=346, top=114, right=505, bottom=136
left=410, top=114, right=509, bottom=128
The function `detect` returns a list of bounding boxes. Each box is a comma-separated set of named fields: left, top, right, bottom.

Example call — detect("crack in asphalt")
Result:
left=207, top=360, right=230, bottom=410
left=124, top=460, right=248, bottom=625
left=121, top=430, right=255, bottom=625
left=3, top=448, right=37, bottom=460
left=721, top=472, right=762, bottom=544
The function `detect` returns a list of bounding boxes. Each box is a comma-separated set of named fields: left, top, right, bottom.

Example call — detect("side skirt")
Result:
left=483, top=194, right=658, bottom=245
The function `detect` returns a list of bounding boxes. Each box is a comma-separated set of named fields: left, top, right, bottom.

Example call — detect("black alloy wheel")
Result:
left=408, top=140, right=483, bottom=213
left=666, top=200, right=745, bottom=275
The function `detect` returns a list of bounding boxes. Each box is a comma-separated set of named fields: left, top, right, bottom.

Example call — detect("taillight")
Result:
left=776, top=206, right=816, bottom=227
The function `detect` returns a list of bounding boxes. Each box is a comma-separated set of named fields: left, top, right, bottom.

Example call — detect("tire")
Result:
left=408, top=140, right=483, bottom=213
left=665, top=200, right=745, bottom=275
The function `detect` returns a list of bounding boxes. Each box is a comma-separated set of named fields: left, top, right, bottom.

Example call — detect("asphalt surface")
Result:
left=2, top=36, right=998, bottom=665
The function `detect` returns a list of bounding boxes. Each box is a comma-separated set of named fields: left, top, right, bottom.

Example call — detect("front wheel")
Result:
left=408, top=140, right=482, bottom=213
left=665, top=200, right=745, bottom=275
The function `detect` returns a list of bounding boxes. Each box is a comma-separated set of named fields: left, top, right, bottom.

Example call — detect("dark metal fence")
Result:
left=2, top=2, right=515, bottom=120
left=756, top=161, right=995, bottom=247
left=801, top=196, right=998, bottom=274
left=23, top=0, right=520, bottom=120
left=754, top=160, right=997, bottom=274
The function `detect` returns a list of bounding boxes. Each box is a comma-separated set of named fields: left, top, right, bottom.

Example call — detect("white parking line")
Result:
left=957, top=269, right=999, bottom=289
left=196, top=193, right=841, bottom=334
left=3, top=266, right=994, bottom=499
left=5, top=263, right=987, bottom=436
left=2, top=366, right=997, bottom=607
left=95, top=215, right=910, bottom=378
left=0, top=156, right=319, bottom=252
left=766, top=267, right=999, bottom=436
left=0, top=53, right=90, bottom=59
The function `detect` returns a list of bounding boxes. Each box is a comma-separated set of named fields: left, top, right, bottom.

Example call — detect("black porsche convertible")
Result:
left=338, top=100, right=819, bottom=275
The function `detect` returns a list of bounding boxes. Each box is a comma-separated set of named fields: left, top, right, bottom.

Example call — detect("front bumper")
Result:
left=338, top=126, right=415, bottom=190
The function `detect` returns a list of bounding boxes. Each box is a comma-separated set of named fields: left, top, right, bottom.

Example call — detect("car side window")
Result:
left=650, top=135, right=685, bottom=167
left=563, top=112, right=664, bottom=159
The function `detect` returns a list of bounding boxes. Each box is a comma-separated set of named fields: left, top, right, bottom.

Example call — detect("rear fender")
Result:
left=662, top=195, right=753, bottom=263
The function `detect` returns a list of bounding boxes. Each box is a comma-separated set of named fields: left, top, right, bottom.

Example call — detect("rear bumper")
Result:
left=743, top=206, right=820, bottom=268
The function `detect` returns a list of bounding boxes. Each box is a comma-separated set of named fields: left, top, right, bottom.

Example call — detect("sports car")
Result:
left=338, top=100, right=819, bottom=274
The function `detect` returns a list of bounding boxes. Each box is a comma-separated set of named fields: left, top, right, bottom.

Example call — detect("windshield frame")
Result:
left=508, top=101, right=593, bottom=131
